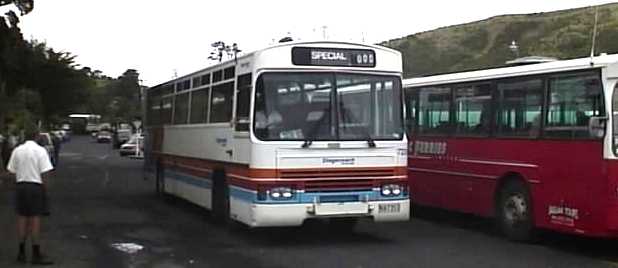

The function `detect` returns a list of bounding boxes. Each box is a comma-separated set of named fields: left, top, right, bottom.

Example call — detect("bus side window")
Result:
left=496, top=78, right=543, bottom=138
left=454, top=84, right=492, bottom=137
left=161, top=97, right=173, bottom=125
left=545, top=71, right=604, bottom=139
left=404, top=88, right=418, bottom=136
left=210, top=81, right=234, bottom=123
left=235, top=73, right=252, bottom=131
left=418, top=86, right=452, bottom=136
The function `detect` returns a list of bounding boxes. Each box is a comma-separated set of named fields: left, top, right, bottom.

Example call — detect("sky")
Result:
left=3, top=0, right=616, bottom=86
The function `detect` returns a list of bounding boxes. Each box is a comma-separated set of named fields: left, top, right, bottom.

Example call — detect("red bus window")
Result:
left=545, top=72, right=604, bottom=139
left=418, top=86, right=451, bottom=135
left=454, top=84, right=492, bottom=136
left=404, top=89, right=418, bottom=136
left=496, top=79, right=543, bottom=138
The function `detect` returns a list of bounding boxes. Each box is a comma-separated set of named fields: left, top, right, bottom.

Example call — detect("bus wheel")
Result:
left=497, top=180, right=533, bottom=241
left=329, top=218, right=358, bottom=232
left=212, top=171, right=230, bottom=224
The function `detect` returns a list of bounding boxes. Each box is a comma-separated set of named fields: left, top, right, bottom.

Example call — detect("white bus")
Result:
left=143, top=41, right=409, bottom=228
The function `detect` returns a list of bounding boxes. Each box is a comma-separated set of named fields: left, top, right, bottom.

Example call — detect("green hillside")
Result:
left=382, top=3, right=618, bottom=78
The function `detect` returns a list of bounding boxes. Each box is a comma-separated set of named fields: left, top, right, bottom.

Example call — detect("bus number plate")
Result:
left=378, top=203, right=401, bottom=214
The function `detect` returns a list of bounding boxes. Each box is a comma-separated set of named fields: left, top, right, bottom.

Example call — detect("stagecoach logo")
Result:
left=322, top=157, right=355, bottom=166
left=311, top=51, right=347, bottom=61
left=548, top=205, right=579, bottom=227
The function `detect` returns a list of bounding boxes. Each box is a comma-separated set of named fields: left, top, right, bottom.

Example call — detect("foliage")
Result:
left=383, top=3, right=618, bottom=78
left=0, top=4, right=141, bottom=131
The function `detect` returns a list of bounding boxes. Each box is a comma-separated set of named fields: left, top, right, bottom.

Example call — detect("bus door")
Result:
left=542, top=71, right=606, bottom=229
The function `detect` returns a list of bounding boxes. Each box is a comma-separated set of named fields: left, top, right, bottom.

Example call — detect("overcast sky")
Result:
left=4, top=0, right=616, bottom=85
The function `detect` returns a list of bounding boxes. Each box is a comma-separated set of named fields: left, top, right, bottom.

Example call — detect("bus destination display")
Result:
left=292, top=47, right=376, bottom=67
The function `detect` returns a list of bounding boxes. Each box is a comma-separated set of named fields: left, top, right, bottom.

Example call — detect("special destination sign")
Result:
left=292, top=47, right=376, bottom=67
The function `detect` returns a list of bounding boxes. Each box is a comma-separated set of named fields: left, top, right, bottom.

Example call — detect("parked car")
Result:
left=119, top=134, right=143, bottom=156
left=96, top=130, right=112, bottom=143
left=37, top=132, right=56, bottom=166
left=85, top=123, right=98, bottom=133
left=113, top=123, right=133, bottom=149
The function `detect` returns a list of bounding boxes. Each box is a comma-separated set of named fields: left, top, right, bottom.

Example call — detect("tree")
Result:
left=0, top=1, right=95, bottom=130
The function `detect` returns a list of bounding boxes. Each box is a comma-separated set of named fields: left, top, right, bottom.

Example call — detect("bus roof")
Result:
left=148, top=41, right=400, bottom=91
left=403, top=53, right=618, bottom=87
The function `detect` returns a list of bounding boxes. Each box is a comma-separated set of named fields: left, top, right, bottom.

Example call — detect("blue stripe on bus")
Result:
left=230, top=186, right=408, bottom=205
left=163, top=171, right=408, bottom=204
left=165, top=170, right=212, bottom=189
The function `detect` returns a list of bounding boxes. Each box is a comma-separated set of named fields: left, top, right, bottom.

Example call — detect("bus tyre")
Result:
left=212, top=172, right=230, bottom=224
left=497, top=180, right=533, bottom=241
left=329, top=218, right=358, bottom=232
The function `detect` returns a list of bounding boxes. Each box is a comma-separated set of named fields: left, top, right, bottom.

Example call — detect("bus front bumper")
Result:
left=231, top=198, right=410, bottom=227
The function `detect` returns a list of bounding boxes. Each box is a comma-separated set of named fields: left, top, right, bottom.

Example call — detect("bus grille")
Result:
left=303, top=179, right=375, bottom=192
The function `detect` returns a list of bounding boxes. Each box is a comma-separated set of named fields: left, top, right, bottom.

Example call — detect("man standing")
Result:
left=6, top=126, right=54, bottom=265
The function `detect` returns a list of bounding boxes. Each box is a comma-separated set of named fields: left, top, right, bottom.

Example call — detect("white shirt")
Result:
left=6, top=140, right=54, bottom=184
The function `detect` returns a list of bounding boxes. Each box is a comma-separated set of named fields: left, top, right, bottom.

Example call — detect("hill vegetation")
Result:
left=382, top=3, right=618, bottom=78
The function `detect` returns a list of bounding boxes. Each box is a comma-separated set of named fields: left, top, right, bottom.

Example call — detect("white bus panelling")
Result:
left=164, top=125, right=248, bottom=164
left=164, top=173, right=213, bottom=210
left=229, top=196, right=254, bottom=225
left=249, top=141, right=406, bottom=169
left=253, top=43, right=402, bottom=74
left=277, top=151, right=395, bottom=169
left=175, top=181, right=213, bottom=209
left=231, top=199, right=410, bottom=227
left=232, top=135, right=251, bottom=163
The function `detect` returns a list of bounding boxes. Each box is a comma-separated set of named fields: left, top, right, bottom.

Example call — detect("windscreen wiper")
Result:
left=301, top=109, right=330, bottom=148
left=340, top=104, right=376, bottom=148
left=301, top=140, right=313, bottom=148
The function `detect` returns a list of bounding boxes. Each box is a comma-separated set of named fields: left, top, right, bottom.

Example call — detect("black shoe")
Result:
left=16, top=252, right=26, bottom=264
left=32, top=254, right=54, bottom=265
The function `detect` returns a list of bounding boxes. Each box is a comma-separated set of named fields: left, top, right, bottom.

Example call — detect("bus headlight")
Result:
left=269, top=187, right=294, bottom=200
left=381, top=184, right=403, bottom=197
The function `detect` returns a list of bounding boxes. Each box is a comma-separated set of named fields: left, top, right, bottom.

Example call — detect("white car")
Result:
left=96, top=130, right=112, bottom=143
left=119, top=134, right=143, bottom=156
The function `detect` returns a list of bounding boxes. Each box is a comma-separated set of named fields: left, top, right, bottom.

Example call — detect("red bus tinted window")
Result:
left=545, top=72, right=604, bottom=139
left=404, top=89, right=418, bottom=136
left=454, top=84, right=491, bottom=136
left=418, top=86, right=451, bottom=135
left=496, top=78, right=543, bottom=138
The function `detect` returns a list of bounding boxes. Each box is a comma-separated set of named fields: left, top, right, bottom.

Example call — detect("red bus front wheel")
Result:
left=497, top=179, right=533, bottom=241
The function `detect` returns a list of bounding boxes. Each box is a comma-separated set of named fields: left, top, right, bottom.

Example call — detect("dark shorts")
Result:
left=15, top=182, right=48, bottom=217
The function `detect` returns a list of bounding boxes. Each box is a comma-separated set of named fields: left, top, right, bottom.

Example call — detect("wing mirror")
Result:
left=589, top=116, right=607, bottom=138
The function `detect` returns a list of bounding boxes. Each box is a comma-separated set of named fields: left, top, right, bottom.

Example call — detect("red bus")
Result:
left=403, top=54, right=618, bottom=240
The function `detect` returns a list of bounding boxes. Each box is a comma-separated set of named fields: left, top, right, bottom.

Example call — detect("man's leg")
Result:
left=16, top=216, right=27, bottom=263
left=30, top=216, right=39, bottom=245
left=30, top=215, right=53, bottom=265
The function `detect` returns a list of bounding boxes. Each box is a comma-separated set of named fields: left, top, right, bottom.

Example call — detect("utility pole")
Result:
left=322, top=26, right=328, bottom=40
